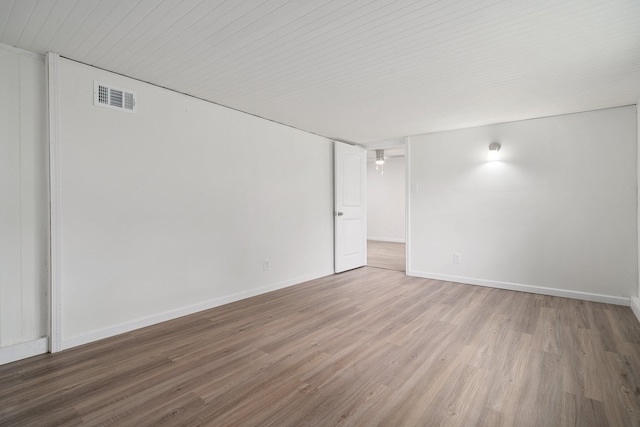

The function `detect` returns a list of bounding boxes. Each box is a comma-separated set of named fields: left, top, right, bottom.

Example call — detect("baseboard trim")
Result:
left=367, top=237, right=406, bottom=243
left=0, top=338, right=48, bottom=365
left=631, top=297, right=640, bottom=323
left=407, top=270, right=630, bottom=306
left=61, top=270, right=333, bottom=350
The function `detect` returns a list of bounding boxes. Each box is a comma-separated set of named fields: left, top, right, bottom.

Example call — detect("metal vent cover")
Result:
left=94, top=81, right=137, bottom=113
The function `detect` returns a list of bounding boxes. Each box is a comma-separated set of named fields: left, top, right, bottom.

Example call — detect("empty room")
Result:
left=1, top=1, right=640, bottom=425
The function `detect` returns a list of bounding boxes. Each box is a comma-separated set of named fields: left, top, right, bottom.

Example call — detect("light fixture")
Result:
left=375, top=149, right=385, bottom=175
left=487, top=142, right=501, bottom=161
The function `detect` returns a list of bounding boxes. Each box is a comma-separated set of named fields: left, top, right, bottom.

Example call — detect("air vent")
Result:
left=94, top=81, right=137, bottom=113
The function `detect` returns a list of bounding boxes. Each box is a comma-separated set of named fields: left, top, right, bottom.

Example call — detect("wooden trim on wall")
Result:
left=0, top=338, right=48, bottom=365
left=405, top=136, right=411, bottom=274
left=46, top=52, right=61, bottom=353
left=407, top=269, right=631, bottom=306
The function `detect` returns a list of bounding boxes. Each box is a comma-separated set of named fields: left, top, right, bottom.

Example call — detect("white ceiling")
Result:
left=1, top=0, right=639, bottom=144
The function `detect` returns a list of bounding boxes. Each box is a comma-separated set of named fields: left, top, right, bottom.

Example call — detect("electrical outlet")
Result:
left=453, top=253, right=461, bottom=264
left=263, top=259, right=270, bottom=271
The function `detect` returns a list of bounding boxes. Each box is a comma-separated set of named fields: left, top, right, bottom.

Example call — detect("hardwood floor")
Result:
left=2, top=267, right=640, bottom=426
left=367, top=240, right=405, bottom=271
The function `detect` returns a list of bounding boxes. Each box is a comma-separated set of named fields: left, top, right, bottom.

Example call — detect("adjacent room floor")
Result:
left=367, top=240, right=405, bottom=272
left=1, top=267, right=639, bottom=426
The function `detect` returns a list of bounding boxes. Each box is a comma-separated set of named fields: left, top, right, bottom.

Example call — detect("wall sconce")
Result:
left=375, top=149, right=385, bottom=175
left=487, top=142, right=501, bottom=161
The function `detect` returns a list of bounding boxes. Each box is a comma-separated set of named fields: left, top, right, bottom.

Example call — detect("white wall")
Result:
left=409, top=106, right=637, bottom=304
left=367, top=156, right=405, bottom=242
left=56, top=59, right=333, bottom=348
left=0, top=45, right=48, bottom=359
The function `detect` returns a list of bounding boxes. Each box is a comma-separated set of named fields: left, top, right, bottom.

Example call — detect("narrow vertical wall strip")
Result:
left=404, top=136, right=410, bottom=274
left=633, top=102, right=640, bottom=323
left=18, top=53, right=24, bottom=339
left=46, top=52, right=61, bottom=353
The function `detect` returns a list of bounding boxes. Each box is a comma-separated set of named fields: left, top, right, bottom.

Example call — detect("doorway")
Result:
left=366, top=144, right=406, bottom=272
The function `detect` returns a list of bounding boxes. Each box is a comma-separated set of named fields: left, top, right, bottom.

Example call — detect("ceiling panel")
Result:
left=35, top=0, right=100, bottom=53
left=14, top=0, right=56, bottom=48
left=89, top=0, right=201, bottom=67
left=1, top=0, right=639, bottom=143
left=0, top=0, right=38, bottom=46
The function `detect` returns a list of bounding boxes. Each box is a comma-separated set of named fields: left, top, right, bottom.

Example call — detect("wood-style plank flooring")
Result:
left=2, top=267, right=640, bottom=426
left=367, top=240, right=405, bottom=272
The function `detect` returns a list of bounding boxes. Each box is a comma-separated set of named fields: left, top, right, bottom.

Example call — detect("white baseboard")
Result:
left=407, top=270, right=630, bottom=306
left=367, top=237, right=406, bottom=243
left=61, top=270, right=333, bottom=350
left=0, top=338, right=48, bottom=365
left=631, top=297, right=640, bottom=323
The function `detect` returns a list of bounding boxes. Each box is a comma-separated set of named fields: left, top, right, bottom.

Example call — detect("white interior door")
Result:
left=334, top=141, right=366, bottom=273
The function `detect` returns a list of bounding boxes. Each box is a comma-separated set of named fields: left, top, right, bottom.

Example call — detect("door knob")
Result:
left=334, top=211, right=344, bottom=216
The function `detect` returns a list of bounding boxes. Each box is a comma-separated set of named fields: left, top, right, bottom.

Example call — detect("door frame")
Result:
left=359, top=137, right=410, bottom=274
